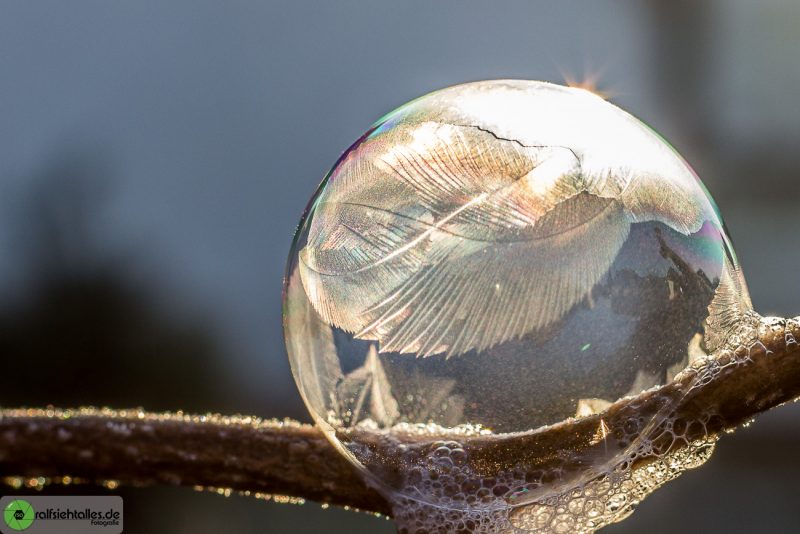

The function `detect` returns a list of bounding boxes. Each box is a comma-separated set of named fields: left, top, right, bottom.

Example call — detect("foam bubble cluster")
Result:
left=361, top=385, right=722, bottom=533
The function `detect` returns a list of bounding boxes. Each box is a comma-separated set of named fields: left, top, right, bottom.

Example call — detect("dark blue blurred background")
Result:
left=1, top=1, right=799, bottom=532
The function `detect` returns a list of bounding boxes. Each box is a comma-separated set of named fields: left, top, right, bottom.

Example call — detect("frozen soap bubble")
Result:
left=283, top=80, right=752, bottom=532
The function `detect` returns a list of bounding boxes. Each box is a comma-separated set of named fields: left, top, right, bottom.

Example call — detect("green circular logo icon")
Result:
left=3, top=500, right=34, bottom=531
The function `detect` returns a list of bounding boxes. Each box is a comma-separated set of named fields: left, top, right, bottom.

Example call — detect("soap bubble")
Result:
left=284, top=80, right=751, bottom=532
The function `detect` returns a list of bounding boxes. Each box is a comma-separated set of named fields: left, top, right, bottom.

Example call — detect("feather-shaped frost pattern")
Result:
left=284, top=268, right=342, bottom=412
left=596, top=168, right=705, bottom=236
left=299, top=121, right=631, bottom=357
left=703, top=255, right=753, bottom=352
left=368, top=192, right=629, bottom=357
left=336, top=345, right=400, bottom=427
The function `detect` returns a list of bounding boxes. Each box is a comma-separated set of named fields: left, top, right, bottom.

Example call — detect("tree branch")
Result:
left=0, top=408, right=391, bottom=515
left=1, top=315, right=799, bottom=517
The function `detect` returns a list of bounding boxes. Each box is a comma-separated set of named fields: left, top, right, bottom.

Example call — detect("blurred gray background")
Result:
left=1, top=1, right=799, bottom=532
